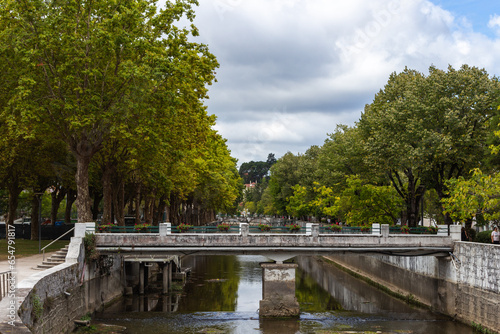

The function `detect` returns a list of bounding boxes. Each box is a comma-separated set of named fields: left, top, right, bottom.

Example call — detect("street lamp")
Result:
left=34, top=192, right=43, bottom=254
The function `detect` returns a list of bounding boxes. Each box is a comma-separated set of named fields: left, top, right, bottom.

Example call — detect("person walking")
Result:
left=491, top=226, right=500, bottom=244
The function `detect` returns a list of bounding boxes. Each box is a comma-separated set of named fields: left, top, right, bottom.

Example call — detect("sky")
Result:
left=168, top=0, right=500, bottom=165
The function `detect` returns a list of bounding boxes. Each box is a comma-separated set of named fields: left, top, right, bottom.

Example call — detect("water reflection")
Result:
left=296, top=256, right=434, bottom=318
left=94, top=255, right=473, bottom=334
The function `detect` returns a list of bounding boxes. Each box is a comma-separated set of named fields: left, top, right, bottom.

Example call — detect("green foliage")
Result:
left=268, top=152, right=304, bottom=215
left=217, top=223, right=230, bottom=231
left=177, top=223, right=193, bottom=232
left=359, top=65, right=500, bottom=226
left=471, top=321, right=496, bottom=334
left=133, top=223, right=152, bottom=232
left=83, top=233, right=99, bottom=263
left=31, top=294, right=43, bottom=323
left=443, top=169, right=500, bottom=222
left=258, top=223, right=271, bottom=231
left=0, top=0, right=224, bottom=224
left=331, top=176, right=403, bottom=226
left=239, top=153, right=276, bottom=184
left=286, top=223, right=301, bottom=231
left=475, top=230, right=493, bottom=244
left=327, top=224, right=342, bottom=232
left=286, top=184, right=312, bottom=218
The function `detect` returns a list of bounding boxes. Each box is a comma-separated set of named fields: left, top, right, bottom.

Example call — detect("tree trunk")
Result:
left=114, top=180, right=125, bottom=226
left=91, top=191, right=102, bottom=221
left=144, top=194, right=154, bottom=224
left=30, top=194, right=41, bottom=241
left=102, top=162, right=114, bottom=224
left=65, top=188, right=77, bottom=224
left=154, top=195, right=166, bottom=226
left=404, top=170, right=423, bottom=227
left=75, top=152, right=93, bottom=223
left=6, top=182, right=21, bottom=236
left=51, top=187, right=66, bottom=225
left=135, top=183, right=141, bottom=224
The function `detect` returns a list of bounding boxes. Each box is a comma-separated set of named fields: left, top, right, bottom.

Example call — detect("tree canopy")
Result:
left=0, top=0, right=241, bottom=230
left=245, top=65, right=500, bottom=228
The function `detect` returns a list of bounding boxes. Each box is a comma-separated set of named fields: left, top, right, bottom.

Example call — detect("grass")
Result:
left=0, top=239, right=70, bottom=261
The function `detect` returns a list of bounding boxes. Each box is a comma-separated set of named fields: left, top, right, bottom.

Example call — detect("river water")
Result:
left=94, top=255, right=473, bottom=334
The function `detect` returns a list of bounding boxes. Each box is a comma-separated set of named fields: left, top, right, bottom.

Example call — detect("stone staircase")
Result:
left=35, top=244, right=69, bottom=270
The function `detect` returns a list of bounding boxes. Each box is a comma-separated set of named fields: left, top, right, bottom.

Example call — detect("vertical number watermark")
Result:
left=7, top=224, right=17, bottom=326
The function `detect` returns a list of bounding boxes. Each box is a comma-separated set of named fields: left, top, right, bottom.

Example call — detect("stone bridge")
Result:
left=89, top=223, right=461, bottom=262
left=78, top=223, right=461, bottom=317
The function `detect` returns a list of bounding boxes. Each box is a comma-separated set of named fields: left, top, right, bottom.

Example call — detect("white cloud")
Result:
left=168, top=0, right=500, bottom=164
left=489, top=14, right=500, bottom=34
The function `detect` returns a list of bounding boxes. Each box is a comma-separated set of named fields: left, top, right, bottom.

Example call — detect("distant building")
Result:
left=244, top=181, right=257, bottom=191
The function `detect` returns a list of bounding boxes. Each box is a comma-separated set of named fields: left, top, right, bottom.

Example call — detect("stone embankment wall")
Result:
left=328, top=241, right=499, bottom=333
left=0, top=224, right=124, bottom=334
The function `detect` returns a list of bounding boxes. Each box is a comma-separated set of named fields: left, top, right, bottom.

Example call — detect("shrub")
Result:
left=427, top=226, right=438, bottom=234
left=328, top=224, right=342, bottom=232
left=258, top=224, right=271, bottom=232
left=97, top=222, right=114, bottom=233
left=217, top=223, right=230, bottom=231
left=83, top=233, right=100, bottom=263
left=475, top=230, right=492, bottom=244
left=177, top=223, right=193, bottom=232
left=287, top=224, right=301, bottom=232
left=134, top=223, right=151, bottom=232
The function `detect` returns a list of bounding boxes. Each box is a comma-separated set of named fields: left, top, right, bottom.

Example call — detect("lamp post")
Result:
left=39, top=195, right=42, bottom=254
left=34, top=192, right=43, bottom=254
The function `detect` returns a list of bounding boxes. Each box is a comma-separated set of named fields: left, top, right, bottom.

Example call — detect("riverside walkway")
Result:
left=88, top=223, right=461, bottom=263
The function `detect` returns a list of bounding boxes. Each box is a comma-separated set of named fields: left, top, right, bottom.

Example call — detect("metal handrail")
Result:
left=41, top=227, right=75, bottom=261
left=0, top=270, right=11, bottom=301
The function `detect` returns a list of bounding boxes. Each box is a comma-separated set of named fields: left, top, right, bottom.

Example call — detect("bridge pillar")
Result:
left=259, top=263, right=299, bottom=318
left=160, top=222, right=171, bottom=236
left=450, top=225, right=461, bottom=241
left=381, top=224, right=389, bottom=237
left=306, top=223, right=319, bottom=237
left=162, top=262, right=171, bottom=294
left=139, top=263, right=145, bottom=294
left=240, top=223, right=249, bottom=237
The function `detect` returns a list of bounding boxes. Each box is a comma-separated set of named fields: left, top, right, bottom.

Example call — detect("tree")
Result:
left=359, top=65, right=500, bottom=226
left=317, top=125, right=373, bottom=191
left=268, top=152, right=304, bottom=215
left=239, top=156, right=275, bottom=184
left=2, top=0, right=218, bottom=223
left=331, top=176, right=403, bottom=226
left=442, top=169, right=500, bottom=223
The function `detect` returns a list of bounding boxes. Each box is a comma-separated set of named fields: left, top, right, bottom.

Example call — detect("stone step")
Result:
left=46, top=258, right=65, bottom=263
left=35, top=245, right=69, bottom=270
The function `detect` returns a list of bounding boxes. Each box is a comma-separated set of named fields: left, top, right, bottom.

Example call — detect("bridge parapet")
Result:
left=91, top=223, right=457, bottom=259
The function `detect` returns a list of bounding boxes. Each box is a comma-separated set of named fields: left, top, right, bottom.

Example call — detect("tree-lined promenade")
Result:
left=0, top=0, right=242, bottom=239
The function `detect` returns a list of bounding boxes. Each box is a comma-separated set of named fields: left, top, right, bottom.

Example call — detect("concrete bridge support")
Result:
left=259, top=262, right=300, bottom=317
left=163, top=262, right=172, bottom=294
left=137, top=261, right=173, bottom=295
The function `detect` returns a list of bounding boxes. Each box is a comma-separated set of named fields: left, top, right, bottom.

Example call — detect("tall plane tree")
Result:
left=359, top=65, right=499, bottom=226
left=2, top=0, right=218, bottom=223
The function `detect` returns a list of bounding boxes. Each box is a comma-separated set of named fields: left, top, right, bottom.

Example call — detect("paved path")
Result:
left=0, top=252, right=57, bottom=283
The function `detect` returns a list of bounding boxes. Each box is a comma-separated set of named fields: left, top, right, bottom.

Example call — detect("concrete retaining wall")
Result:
left=0, top=232, right=124, bottom=333
left=328, top=241, right=500, bottom=333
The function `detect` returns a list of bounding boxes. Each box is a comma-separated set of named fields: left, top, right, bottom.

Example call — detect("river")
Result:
left=93, top=255, right=473, bottom=334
